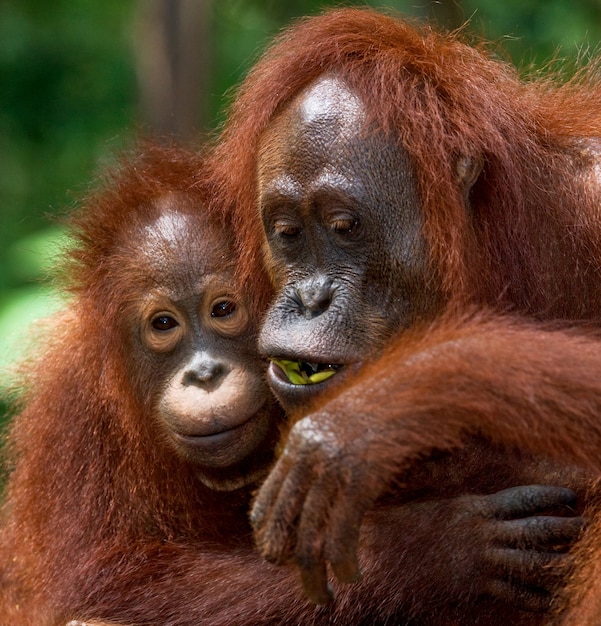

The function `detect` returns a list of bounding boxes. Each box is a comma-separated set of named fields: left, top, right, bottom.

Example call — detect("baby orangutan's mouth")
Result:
left=271, top=359, right=342, bottom=385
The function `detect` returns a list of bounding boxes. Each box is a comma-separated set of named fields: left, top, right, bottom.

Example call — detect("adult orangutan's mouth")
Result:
left=270, top=359, right=342, bottom=385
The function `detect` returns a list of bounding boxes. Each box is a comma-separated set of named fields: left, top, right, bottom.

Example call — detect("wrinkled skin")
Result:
left=258, top=76, right=436, bottom=369
left=252, top=76, right=589, bottom=612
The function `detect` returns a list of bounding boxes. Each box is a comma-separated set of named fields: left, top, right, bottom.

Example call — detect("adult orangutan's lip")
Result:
left=266, top=358, right=361, bottom=413
left=270, top=358, right=342, bottom=385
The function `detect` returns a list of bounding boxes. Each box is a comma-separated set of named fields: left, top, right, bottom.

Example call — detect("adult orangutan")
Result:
left=206, top=6, right=601, bottom=621
left=0, top=143, right=579, bottom=626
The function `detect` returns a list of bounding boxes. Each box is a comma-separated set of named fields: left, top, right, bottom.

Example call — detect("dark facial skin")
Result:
left=258, top=76, right=440, bottom=410
left=126, top=197, right=275, bottom=491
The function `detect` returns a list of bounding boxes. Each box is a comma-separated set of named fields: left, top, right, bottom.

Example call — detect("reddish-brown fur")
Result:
left=207, top=7, right=601, bottom=623
left=212, top=9, right=601, bottom=315
left=0, top=144, right=297, bottom=624
left=1, top=143, right=571, bottom=626
left=3, top=9, right=601, bottom=622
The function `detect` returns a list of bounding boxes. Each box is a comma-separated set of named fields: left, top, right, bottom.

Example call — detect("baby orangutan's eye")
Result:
left=211, top=300, right=237, bottom=318
left=144, top=310, right=185, bottom=353
left=151, top=315, right=179, bottom=331
left=208, top=297, right=249, bottom=337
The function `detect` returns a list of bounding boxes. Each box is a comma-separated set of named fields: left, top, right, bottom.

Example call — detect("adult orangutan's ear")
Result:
left=455, top=154, right=483, bottom=213
left=455, top=154, right=483, bottom=191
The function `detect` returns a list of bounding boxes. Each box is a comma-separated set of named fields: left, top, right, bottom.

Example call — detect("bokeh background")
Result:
left=1, top=0, right=600, bottom=417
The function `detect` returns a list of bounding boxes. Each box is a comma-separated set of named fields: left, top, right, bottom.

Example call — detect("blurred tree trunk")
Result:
left=427, top=0, right=466, bottom=30
left=134, top=0, right=212, bottom=139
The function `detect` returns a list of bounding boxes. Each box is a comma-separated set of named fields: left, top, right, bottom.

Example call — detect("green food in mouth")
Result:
left=271, top=359, right=340, bottom=385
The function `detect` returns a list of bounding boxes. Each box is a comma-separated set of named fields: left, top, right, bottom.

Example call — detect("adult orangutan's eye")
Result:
left=274, top=220, right=302, bottom=238
left=331, top=217, right=359, bottom=234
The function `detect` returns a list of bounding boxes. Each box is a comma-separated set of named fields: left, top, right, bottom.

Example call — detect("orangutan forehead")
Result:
left=259, top=75, right=369, bottom=171
left=143, top=209, right=193, bottom=249
left=141, top=194, right=226, bottom=251
left=296, top=75, right=364, bottom=128
left=134, top=202, right=231, bottom=279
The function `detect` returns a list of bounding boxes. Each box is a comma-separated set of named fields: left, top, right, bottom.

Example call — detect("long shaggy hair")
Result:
left=209, top=6, right=601, bottom=319
left=0, top=144, right=259, bottom=622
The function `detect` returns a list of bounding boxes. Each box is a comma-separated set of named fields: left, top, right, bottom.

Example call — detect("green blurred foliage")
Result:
left=466, top=0, right=601, bottom=67
left=0, top=0, right=600, bottom=418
